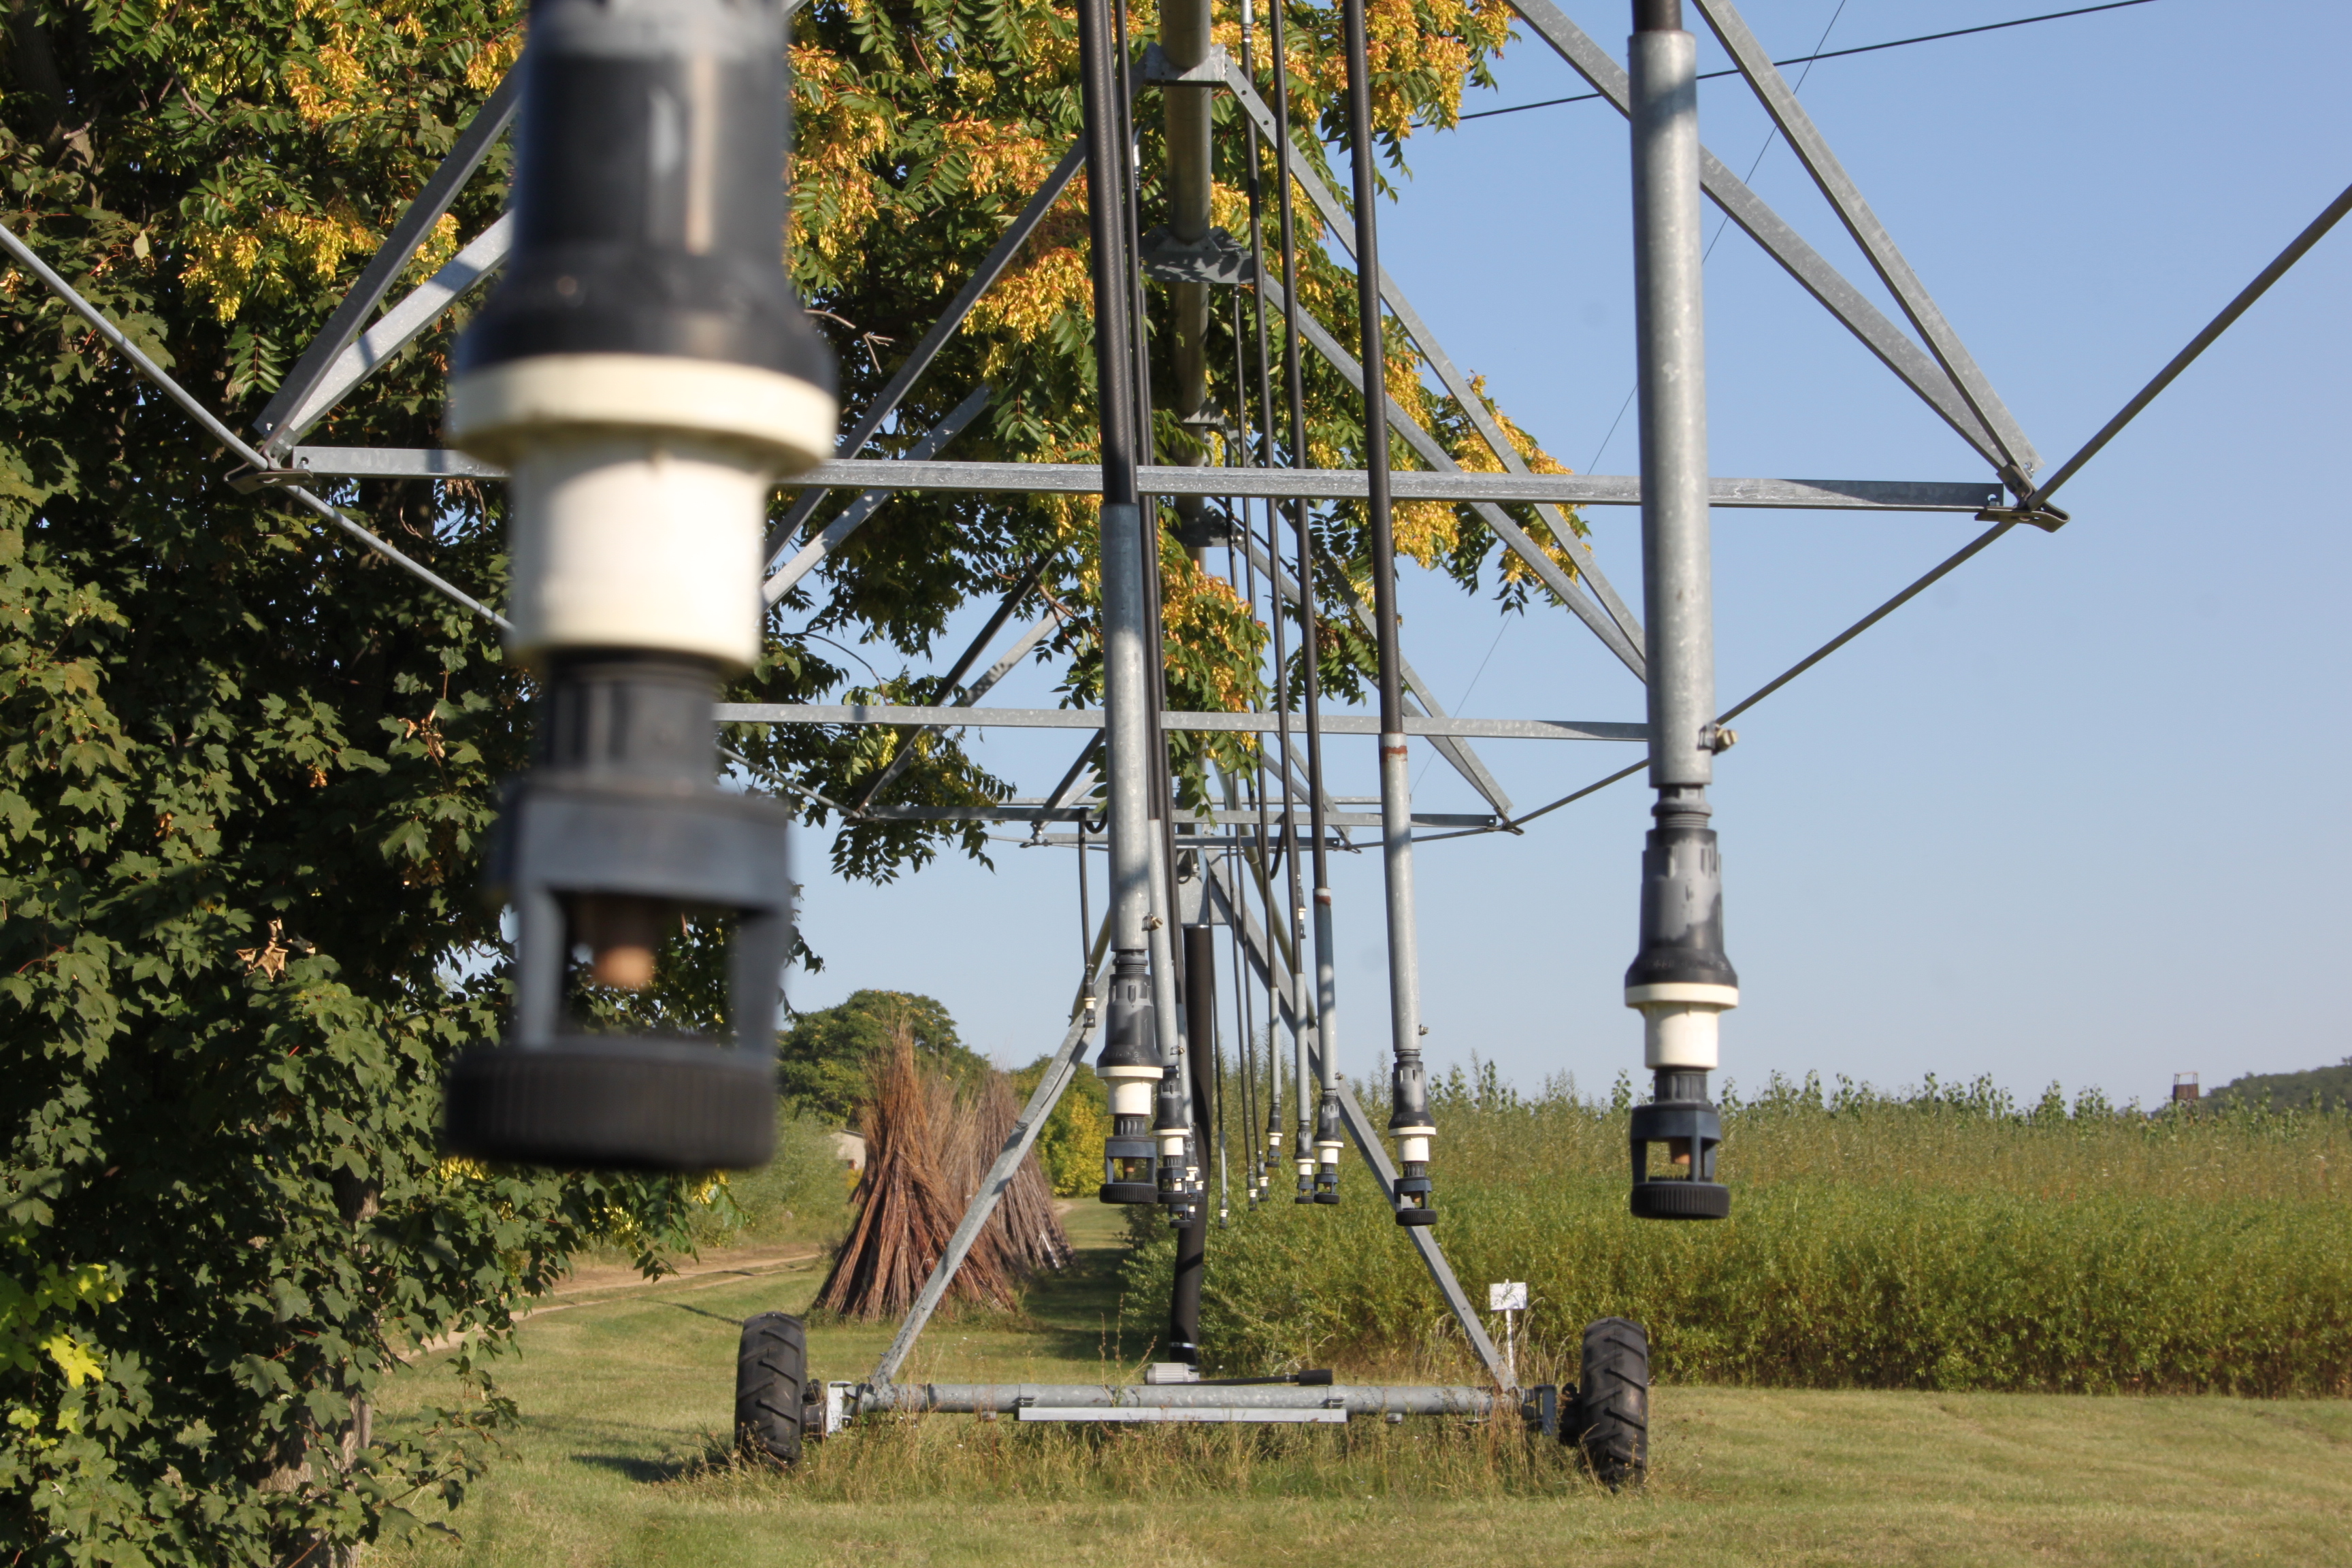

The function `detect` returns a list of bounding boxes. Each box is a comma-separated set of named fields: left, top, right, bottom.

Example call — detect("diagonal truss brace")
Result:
left=1692, top=0, right=2040, bottom=486
left=1505, top=0, right=2023, bottom=478
left=254, top=1, right=829, bottom=455
left=836, top=610, right=1065, bottom=811
left=766, top=137, right=1086, bottom=562
left=1258, top=272, right=1648, bottom=679
left=764, top=385, right=993, bottom=604
left=1230, top=521, right=1515, bottom=817
left=1224, top=65, right=1647, bottom=653
left=252, top=69, right=524, bottom=453
left=1201, top=858, right=1509, bottom=1386
left=267, top=216, right=512, bottom=451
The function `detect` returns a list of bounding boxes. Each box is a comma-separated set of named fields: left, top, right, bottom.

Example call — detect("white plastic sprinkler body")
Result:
left=451, top=364, right=830, bottom=670
left=438, top=0, right=836, bottom=1174
left=1627, top=981, right=1739, bottom=1071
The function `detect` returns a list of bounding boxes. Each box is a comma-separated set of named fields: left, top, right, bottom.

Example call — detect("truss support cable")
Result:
left=2025, top=179, right=2352, bottom=510
left=0, top=222, right=507, bottom=630
left=252, top=69, right=524, bottom=451
left=762, top=137, right=1088, bottom=566
left=1490, top=517, right=2020, bottom=839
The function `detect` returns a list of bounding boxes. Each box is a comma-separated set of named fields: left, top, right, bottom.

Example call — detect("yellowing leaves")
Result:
left=968, top=200, right=1092, bottom=359
left=182, top=203, right=376, bottom=323
left=1461, top=373, right=1572, bottom=478
left=37, top=1331, right=104, bottom=1388
left=286, top=45, right=367, bottom=126
left=1158, top=553, right=1262, bottom=715
left=791, top=43, right=893, bottom=265
left=1, top=1253, right=123, bottom=1392
left=937, top=117, right=1054, bottom=201
left=464, top=27, right=524, bottom=91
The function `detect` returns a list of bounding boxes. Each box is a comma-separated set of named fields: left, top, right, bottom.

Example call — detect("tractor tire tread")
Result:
left=1575, top=1315, right=1649, bottom=1489
left=735, top=1311, right=808, bottom=1465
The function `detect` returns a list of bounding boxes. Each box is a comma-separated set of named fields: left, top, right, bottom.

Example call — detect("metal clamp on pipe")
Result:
left=1624, top=0, right=1733, bottom=1221
left=440, top=0, right=836, bottom=1172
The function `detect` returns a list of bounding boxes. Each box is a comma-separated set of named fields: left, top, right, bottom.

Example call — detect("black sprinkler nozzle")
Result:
left=1629, top=1068, right=1729, bottom=1220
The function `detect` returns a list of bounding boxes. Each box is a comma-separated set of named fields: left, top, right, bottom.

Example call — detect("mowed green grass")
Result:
left=374, top=1205, right=2352, bottom=1567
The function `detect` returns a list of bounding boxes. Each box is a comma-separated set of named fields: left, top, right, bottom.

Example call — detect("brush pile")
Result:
left=817, top=1025, right=1071, bottom=1319
left=943, top=1071, right=1075, bottom=1277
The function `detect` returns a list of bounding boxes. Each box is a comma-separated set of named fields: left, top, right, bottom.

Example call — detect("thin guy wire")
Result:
left=2024, top=179, right=2352, bottom=508
left=0, top=222, right=506, bottom=629
left=1428, top=517, right=2019, bottom=843
left=1586, top=0, right=1846, bottom=476
left=1411, top=615, right=1512, bottom=793
left=1458, top=1, right=2157, bottom=121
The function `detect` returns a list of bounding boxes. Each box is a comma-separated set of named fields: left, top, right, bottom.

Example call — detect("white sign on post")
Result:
left=1488, top=1281, right=1527, bottom=1389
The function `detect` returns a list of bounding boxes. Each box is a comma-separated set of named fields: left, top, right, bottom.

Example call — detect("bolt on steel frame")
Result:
left=10, top=0, right=2351, bottom=1416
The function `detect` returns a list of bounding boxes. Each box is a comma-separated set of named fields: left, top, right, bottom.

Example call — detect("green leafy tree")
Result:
left=0, top=2, right=714, bottom=1561
left=779, top=989, right=984, bottom=1123
left=3, top=0, right=1561, bottom=1557
left=1015, top=1049, right=1108, bottom=1196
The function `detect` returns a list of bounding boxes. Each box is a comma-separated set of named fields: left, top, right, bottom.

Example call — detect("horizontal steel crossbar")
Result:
left=858, top=1382, right=1497, bottom=1416
left=283, top=447, right=1999, bottom=511
left=1017, top=1406, right=1348, bottom=1423
left=862, top=804, right=1498, bottom=828
left=713, top=702, right=1646, bottom=742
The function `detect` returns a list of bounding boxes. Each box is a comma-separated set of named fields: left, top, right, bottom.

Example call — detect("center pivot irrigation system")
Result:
left=9, top=0, right=2348, bottom=1485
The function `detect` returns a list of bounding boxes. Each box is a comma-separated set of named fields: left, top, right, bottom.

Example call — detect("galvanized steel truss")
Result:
left=6, top=0, right=2348, bottom=1399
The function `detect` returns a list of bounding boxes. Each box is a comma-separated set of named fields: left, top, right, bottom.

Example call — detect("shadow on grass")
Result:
left=659, top=1301, right=747, bottom=1327
left=568, top=1453, right=696, bottom=1484
left=804, top=1218, right=1161, bottom=1373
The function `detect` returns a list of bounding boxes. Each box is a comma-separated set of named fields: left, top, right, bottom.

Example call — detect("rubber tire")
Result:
left=736, top=1311, right=807, bottom=1465
left=443, top=1038, right=777, bottom=1172
left=1574, top=1316, right=1649, bottom=1488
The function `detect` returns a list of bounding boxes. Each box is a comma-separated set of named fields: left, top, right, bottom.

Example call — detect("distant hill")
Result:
left=2207, top=1059, right=2352, bottom=1112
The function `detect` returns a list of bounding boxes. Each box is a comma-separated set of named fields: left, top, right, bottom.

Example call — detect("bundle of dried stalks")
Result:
left=816, top=1028, right=1013, bottom=1318
left=949, top=1072, right=1073, bottom=1277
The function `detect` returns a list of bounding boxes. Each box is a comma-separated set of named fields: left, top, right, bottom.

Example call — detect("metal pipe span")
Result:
left=858, top=1382, right=1498, bottom=1416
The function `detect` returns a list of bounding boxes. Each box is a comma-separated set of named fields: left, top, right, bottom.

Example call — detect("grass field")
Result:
left=373, top=1203, right=2352, bottom=1567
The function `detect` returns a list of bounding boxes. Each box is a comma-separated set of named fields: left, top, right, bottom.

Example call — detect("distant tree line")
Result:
left=2207, top=1058, right=2352, bottom=1113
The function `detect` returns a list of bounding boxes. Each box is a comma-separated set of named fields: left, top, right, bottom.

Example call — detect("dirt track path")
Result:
left=418, top=1244, right=823, bottom=1354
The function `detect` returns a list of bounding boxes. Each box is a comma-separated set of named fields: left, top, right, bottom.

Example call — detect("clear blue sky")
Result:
left=783, top=0, right=2351, bottom=1109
